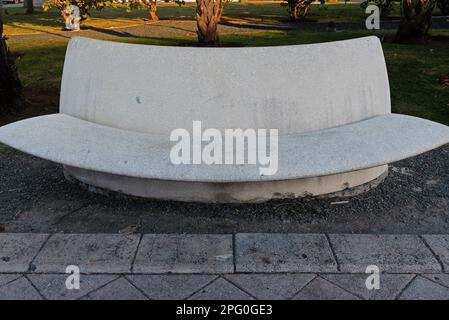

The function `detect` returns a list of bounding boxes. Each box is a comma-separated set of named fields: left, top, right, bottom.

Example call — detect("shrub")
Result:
left=437, top=0, right=449, bottom=15
left=360, top=0, right=393, bottom=18
left=43, top=0, right=114, bottom=24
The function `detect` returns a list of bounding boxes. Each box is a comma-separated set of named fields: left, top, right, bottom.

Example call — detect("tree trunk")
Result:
left=395, top=0, right=435, bottom=43
left=217, top=0, right=225, bottom=21
left=196, top=0, right=221, bottom=46
left=288, top=0, right=313, bottom=22
left=0, top=2, right=23, bottom=115
left=147, top=0, right=158, bottom=21
left=25, top=0, right=34, bottom=15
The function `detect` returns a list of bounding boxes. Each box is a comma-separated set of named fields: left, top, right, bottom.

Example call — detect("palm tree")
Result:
left=25, top=0, right=34, bottom=14
left=395, top=0, right=436, bottom=43
left=147, top=0, right=158, bottom=21
left=0, top=2, right=22, bottom=115
left=286, top=0, right=313, bottom=21
left=196, top=0, right=224, bottom=46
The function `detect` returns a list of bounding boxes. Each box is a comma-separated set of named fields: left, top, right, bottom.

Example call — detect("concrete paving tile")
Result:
left=83, top=277, right=147, bottom=300
left=28, top=273, right=119, bottom=300
left=127, top=274, right=217, bottom=300
left=225, top=274, right=315, bottom=300
left=32, top=233, right=140, bottom=273
left=329, top=234, right=440, bottom=273
left=421, top=273, right=449, bottom=289
left=322, top=273, right=415, bottom=300
left=0, top=274, right=21, bottom=287
left=0, top=276, right=43, bottom=300
left=399, top=276, right=449, bottom=300
left=292, top=277, right=360, bottom=300
left=235, top=233, right=337, bottom=272
left=422, top=235, right=449, bottom=272
left=188, top=277, right=254, bottom=300
left=133, top=234, right=233, bottom=273
left=0, top=233, right=49, bottom=272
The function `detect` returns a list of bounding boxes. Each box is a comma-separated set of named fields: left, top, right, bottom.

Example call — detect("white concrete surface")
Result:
left=60, top=37, right=390, bottom=135
left=0, top=113, right=448, bottom=182
left=63, top=164, right=387, bottom=202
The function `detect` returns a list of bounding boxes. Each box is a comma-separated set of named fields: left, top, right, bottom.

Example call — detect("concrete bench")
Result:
left=1, top=36, right=449, bottom=202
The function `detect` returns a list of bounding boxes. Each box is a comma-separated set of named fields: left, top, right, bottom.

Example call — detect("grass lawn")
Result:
left=0, top=142, right=14, bottom=155
left=0, top=143, right=10, bottom=152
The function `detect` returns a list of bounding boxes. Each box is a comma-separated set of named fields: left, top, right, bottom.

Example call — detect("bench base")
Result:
left=63, top=165, right=388, bottom=203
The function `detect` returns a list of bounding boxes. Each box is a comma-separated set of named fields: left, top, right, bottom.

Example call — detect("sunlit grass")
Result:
left=3, top=2, right=424, bottom=35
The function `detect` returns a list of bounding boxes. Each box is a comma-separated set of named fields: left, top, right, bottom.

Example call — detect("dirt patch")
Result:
left=0, top=85, right=59, bottom=126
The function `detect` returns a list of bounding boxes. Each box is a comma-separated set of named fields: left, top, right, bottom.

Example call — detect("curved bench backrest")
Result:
left=60, top=36, right=390, bottom=135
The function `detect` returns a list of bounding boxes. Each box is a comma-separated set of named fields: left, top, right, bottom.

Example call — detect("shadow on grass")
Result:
left=82, top=26, right=151, bottom=39
left=219, top=18, right=294, bottom=32
left=5, top=11, right=64, bottom=29
left=429, top=33, right=449, bottom=43
left=0, top=143, right=14, bottom=156
left=117, top=35, right=198, bottom=47
left=6, top=23, right=71, bottom=39
left=152, top=23, right=197, bottom=35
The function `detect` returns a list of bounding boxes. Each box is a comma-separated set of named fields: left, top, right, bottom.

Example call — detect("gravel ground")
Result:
left=0, top=144, right=448, bottom=234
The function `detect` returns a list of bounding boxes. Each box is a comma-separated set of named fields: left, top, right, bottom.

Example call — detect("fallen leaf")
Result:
left=119, top=225, right=138, bottom=235
left=330, top=200, right=349, bottom=205
left=215, top=254, right=232, bottom=261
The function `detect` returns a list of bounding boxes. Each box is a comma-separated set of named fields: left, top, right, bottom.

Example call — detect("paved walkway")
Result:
left=2, top=232, right=449, bottom=300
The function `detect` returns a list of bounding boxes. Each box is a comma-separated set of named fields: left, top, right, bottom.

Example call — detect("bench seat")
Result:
left=2, top=37, right=449, bottom=202
left=1, top=113, right=448, bottom=183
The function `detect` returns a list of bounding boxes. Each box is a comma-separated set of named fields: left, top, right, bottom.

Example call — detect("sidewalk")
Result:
left=1, top=232, right=449, bottom=300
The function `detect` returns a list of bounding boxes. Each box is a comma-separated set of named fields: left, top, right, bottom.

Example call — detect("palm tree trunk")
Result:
left=25, top=0, right=34, bottom=15
left=196, top=0, right=221, bottom=46
left=288, top=0, right=313, bottom=22
left=0, top=2, right=22, bottom=115
left=217, top=0, right=225, bottom=21
left=395, top=0, right=436, bottom=43
left=147, top=0, right=158, bottom=21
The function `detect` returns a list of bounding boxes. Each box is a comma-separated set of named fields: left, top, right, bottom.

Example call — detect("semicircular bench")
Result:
left=1, top=36, right=449, bottom=203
